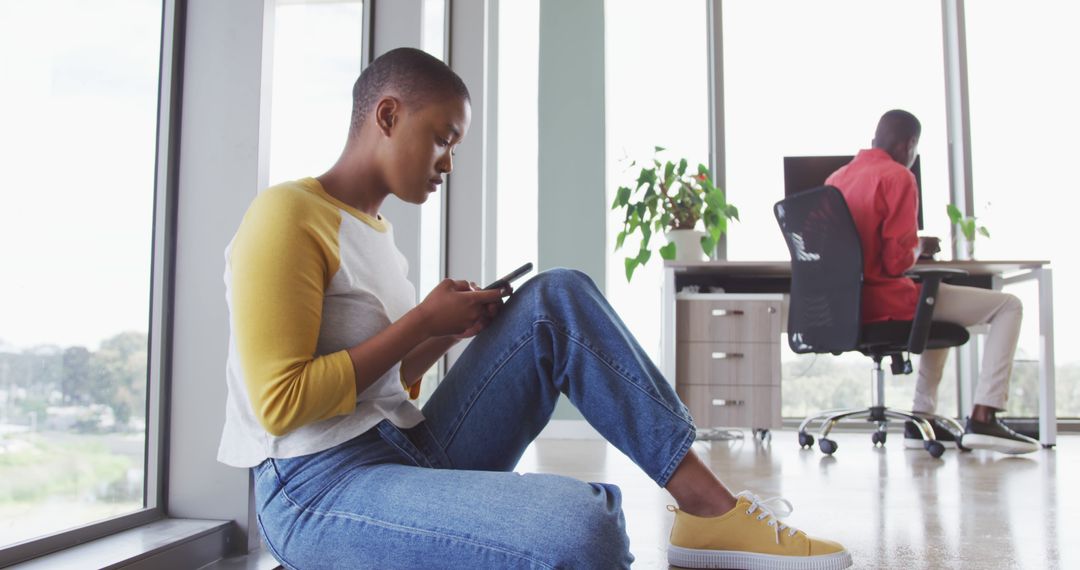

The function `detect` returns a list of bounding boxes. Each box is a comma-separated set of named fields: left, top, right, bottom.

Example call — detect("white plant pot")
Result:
left=665, top=229, right=709, bottom=262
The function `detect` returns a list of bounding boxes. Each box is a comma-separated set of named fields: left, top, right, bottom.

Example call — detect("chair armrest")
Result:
left=903, top=268, right=969, bottom=353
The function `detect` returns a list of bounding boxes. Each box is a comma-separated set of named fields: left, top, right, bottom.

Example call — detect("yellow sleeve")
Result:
left=230, top=186, right=357, bottom=436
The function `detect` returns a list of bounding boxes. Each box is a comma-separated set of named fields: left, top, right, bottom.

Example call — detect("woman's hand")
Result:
left=416, top=279, right=508, bottom=338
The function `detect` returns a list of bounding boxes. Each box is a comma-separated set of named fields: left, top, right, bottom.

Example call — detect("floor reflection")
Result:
left=522, top=430, right=1079, bottom=569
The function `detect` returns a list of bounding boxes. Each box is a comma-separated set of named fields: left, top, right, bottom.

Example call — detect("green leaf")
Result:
left=977, top=226, right=991, bottom=239
left=637, top=247, right=652, bottom=265
left=614, top=230, right=627, bottom=251
left=663, top=161, right=676, bottom=188
left=961, top=219, right=976, bottom=241
left=624, top=257, right=637, bottom=282
left=637, top=167, right=656, bottom=189
left=612, top=186, right=631, bottom=209
left=659, top=241, right=677, bottom=260
left=697, top=163, right=709, bottom=176
left=727, top=205, right=740, bottom=221
left=946, top=204, right=963, bottom=224
left=705, top=189, right=724, bottom=210
left=701, top=235, right=717, bottom=255
left=654, top=145, right=666, bottom=153
left=677, top=158, right=688, bottom=176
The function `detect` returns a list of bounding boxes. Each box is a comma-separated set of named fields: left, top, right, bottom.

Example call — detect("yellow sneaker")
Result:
left=667, top=491, right=852, bottom=570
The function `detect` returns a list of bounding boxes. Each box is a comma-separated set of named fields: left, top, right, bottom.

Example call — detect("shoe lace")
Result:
left=737, top=491, right=799, bottom=544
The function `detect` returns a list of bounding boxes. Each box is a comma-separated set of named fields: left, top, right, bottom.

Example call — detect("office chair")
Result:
left=774, top=186, right=970, bottom=458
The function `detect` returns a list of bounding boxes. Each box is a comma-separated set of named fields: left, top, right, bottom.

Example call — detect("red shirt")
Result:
left=825, top=148, right=920, bottom=323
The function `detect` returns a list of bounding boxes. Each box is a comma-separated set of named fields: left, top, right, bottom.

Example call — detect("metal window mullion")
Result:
left=942, top=0, right=974, bottom=260
left=706, top=0, right=726, bottom=260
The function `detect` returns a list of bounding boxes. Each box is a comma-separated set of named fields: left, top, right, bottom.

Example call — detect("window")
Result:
left=965, top=1, right=1080, bottom=417
left=721, top=1, right=953, bottom=415
left=495, top=0, right=540, bottom=283
left=605, top=0, right=710, bottom=361
left=268, top=0, right=366, bottom=185
left=0, top=0, right=163, bottom=550
left=723, top=1, right=949, bottom=263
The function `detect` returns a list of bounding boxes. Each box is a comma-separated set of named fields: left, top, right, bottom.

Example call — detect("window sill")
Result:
left=10, top=518, right=234, bottom=569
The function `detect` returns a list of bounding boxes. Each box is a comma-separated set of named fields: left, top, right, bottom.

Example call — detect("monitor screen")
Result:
left=783, top=155, right=923, bottom=230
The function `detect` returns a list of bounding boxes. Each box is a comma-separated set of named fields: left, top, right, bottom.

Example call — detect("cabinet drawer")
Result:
left=676, top=342, right=779, bottom=387
left=676, top=385, right=781, bottom=430
left=677, top=299, right=782, bottom=342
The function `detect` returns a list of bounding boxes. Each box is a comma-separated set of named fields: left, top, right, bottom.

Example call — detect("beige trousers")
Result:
left=912, top=283, right=1023, bottom=415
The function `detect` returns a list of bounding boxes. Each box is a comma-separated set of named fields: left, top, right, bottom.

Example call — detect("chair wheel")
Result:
left=871, top=431, right=887, bottom=446
left=924, top=440, right=945, bottom=458
left=798, top=431, right=814, bottom=449
left=819, top=438, right=838, bottom=455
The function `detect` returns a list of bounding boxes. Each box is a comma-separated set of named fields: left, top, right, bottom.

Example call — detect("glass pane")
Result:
left=0, top=0, right=161, bottom=547
left=268, top=0, right=365, bottom=185
left=965, top=1, right=1080, bottom=418
left=722, top=2, right=950, bottom=416
left=495, top=0, right=540, bottom=281
left=723, top=1, right=949, bottom=263
left=605, top=0, right=709, bottom=361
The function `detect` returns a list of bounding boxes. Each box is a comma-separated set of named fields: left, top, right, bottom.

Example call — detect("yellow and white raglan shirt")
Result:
left=217, top=178, right=424, bottom=468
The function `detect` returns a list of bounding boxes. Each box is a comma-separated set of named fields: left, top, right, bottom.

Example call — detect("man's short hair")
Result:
left=350, top=47, right=470, bottom=135
left=874, top=109, right=922, bottom=148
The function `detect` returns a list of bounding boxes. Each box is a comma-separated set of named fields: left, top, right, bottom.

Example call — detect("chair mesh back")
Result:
left=774, top=186, right=863, bottom=353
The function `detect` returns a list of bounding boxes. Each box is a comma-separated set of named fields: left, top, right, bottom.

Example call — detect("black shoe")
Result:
left=903, top=419, right=960, bottom=449
left=962, top=417, right=1040, bottom=454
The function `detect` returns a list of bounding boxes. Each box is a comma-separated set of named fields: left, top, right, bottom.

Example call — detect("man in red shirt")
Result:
left=826, top=109, right=1038, bottom=455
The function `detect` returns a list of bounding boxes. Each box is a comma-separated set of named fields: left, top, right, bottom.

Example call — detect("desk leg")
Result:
left=958, top=343, right=977, bottom=420
left=1038, top=268, right=1057, bottom=447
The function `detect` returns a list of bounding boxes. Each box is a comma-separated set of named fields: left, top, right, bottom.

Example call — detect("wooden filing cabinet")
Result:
left=675, top=295, right=783, bottom=432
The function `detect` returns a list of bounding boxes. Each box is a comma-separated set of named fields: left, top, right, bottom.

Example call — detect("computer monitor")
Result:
left=783, top=155, right=923, bottom=230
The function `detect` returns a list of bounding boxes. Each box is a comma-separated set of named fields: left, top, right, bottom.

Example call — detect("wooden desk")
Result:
left=661, top=259, right=1057, bottom=446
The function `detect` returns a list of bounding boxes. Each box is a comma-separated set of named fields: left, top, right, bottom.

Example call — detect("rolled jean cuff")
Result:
left=654, top=423, right=697, bottom=487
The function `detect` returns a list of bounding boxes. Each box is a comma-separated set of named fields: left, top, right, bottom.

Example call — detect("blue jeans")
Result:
left=254, top=269, right=697, bottom=569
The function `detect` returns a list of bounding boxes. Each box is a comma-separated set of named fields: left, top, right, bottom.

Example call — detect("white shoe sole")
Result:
left=667, top=544, right=853, bottom=570
left=961, top=433, right=1040, bottom=454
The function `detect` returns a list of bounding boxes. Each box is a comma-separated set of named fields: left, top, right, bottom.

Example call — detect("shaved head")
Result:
left=872, top=109, right=921, bottom=168
left=873, top=110, right=921, bottom=151
left=349, top=47, right=470, bottom=137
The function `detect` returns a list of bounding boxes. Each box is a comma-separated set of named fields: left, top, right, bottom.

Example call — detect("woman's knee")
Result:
left=531, top=267, right=596, bottom=290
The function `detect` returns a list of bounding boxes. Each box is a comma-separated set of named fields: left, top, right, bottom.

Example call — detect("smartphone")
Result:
left=483, top=262, right=533, bottom=292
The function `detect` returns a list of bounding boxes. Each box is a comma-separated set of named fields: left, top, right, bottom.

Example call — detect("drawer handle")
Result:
left=712, top=399, right=745, bottom=407
left=711, top=352, right=744, bottom=359
left=711, top=309, right=745, bottom=317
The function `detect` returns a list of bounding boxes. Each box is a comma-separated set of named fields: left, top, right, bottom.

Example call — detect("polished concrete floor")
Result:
left=517, top=430, right=1077, bottom=569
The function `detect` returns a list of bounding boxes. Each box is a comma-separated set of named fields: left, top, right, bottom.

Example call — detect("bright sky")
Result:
left=0, top=0, right=160, bottom=350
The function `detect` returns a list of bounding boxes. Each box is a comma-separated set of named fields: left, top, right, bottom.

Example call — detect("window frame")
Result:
left=0, top=0, right=181, bottom=565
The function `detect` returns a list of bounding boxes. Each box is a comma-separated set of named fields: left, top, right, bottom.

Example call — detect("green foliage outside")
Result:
left=0, top=433, right=139, bottom=504
left=0, top=331, right=147, bottom=431
left=0, top=331, right=147, bottom=545
left=781, top=351, right=1080, bottom=420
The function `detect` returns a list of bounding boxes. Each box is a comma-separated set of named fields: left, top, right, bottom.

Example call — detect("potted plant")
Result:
left=611, top=147, right=739, bottom=281
left=946, top=204, right=989, bottom=259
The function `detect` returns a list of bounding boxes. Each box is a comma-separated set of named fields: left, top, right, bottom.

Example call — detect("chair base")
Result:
left=797, top=406, right=964, bottom=459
